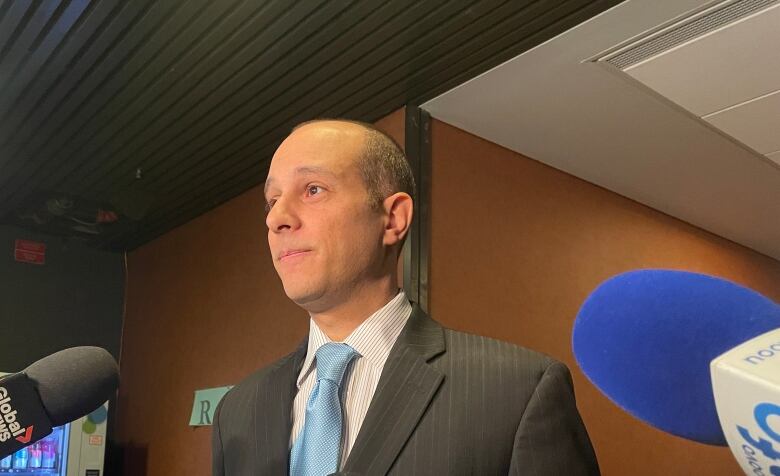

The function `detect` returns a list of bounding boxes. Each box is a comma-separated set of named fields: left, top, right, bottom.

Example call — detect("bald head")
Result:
left=289, top=120, right=367, bottom=153
left=289, top=119, right=415, bottom=210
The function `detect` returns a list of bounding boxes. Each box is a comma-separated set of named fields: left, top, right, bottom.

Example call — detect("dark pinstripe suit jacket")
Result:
left=212, top=306, right=600, bottom=475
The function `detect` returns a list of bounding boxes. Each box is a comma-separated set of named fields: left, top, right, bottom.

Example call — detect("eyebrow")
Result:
left=264, top=166, right=338, bottom=196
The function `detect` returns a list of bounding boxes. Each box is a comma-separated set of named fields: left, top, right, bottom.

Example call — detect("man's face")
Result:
left=264, top=122, right=386, bottom=312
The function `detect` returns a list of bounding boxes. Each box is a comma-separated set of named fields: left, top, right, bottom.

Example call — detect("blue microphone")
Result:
left=572, top=269, right=780, bottom=474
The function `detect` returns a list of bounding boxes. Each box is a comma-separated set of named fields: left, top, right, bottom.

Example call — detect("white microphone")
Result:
left=712, top=328, right=780, bottom=476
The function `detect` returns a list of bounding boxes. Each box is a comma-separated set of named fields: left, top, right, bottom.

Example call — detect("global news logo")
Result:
left=0, top=387, right=34, bottom=444
left=737, top=402, right=780, bottom=476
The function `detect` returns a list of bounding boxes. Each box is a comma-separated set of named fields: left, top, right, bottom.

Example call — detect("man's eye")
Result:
left=306, top=185, right=322, bottom=196
left=264, top=199, right=276, bottom=213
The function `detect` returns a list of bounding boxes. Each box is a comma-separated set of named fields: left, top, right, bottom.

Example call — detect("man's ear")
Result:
left=382, top=192, right=413, bottom=247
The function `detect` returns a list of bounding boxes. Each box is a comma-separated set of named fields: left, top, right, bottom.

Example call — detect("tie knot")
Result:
left=315, top=343, right=358, bottom=385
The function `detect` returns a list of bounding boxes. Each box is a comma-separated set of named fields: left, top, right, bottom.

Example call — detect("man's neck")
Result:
left=310, top=280, right=398, bottom=342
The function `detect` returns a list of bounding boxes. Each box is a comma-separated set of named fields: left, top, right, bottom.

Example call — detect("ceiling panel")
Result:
left=0, top=0, right=621, bottom=251
left=704, top=88, right=780, bottom=154
left=625, top=2, right=780, bottom=116
left=423, top=0, right=780, bottom=261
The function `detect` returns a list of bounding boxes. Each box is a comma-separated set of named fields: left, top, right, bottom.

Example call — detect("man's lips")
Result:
left=279, top=249, right=311, bottom=261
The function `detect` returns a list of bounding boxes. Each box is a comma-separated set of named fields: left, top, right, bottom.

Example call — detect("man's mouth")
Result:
left=279, top=249, right=311, bottom=261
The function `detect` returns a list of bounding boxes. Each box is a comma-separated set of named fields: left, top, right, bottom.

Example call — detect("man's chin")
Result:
left=283, top=285, right=323, bottom=308
left=285, top=287, right=344, bottom=315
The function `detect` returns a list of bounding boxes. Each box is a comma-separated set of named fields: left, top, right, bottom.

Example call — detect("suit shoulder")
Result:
left=218, top=350, right=297, bottom=410
left=442, top=327, right=560, bottom=375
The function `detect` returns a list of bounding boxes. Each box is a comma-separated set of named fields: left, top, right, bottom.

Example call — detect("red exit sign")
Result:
left=14, top=239, right=46, bottom=265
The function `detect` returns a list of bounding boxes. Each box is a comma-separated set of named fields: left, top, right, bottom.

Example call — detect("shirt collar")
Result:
left=296, top=290, right=412, bottom=387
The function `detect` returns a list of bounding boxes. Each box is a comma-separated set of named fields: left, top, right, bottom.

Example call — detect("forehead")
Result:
left=268, top=122, right=365, bottom=178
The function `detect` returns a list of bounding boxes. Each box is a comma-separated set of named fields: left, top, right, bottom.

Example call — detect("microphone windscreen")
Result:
left=24, top=346, right=119, bottom=426
left=572, top=269, right=780, bottom=445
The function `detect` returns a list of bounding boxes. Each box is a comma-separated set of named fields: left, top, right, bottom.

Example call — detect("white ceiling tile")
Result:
left=704, top=88, right=780, bottom=154
left=625, top=3, right=780, bottom=116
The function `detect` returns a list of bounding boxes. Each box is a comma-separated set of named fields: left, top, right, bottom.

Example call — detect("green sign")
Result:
left=189, top=386, right=233, bottom=426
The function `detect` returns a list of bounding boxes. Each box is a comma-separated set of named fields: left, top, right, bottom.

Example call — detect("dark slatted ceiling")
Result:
left=0, top=0, right=620, bottom=251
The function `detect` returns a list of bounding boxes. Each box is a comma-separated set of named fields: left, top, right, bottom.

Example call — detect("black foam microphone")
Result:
left=0, top=347, right=119, bottom=458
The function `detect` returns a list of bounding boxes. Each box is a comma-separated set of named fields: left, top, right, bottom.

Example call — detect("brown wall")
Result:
left=428, top=119, right=780, bottom=475
left=116, top=109, right=780, bottom=475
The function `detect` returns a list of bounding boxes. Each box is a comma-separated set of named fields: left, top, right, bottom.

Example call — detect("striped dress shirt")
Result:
left=289, top=290, right=412, bottom=469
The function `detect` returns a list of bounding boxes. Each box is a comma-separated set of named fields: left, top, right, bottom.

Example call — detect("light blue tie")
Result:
left=290, top=343, right=359, bottom=476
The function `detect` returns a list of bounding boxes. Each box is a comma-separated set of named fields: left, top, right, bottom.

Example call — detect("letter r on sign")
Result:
left=199, top=400, right=211, bottom=425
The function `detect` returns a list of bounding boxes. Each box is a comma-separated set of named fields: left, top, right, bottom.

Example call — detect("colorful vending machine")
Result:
left=0, top=373, right=107, bottom=476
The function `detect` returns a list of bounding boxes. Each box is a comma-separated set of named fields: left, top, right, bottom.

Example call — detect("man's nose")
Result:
left=266, top=196, right=300, bottom=232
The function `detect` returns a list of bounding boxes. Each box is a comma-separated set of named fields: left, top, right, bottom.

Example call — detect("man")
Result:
left=212, top=119, right=600, bottom=475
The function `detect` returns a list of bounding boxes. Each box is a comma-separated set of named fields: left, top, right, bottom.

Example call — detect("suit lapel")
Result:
left=341, top=306, right=446, bottom=475
left=256, top=338, right=307, bottom=475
